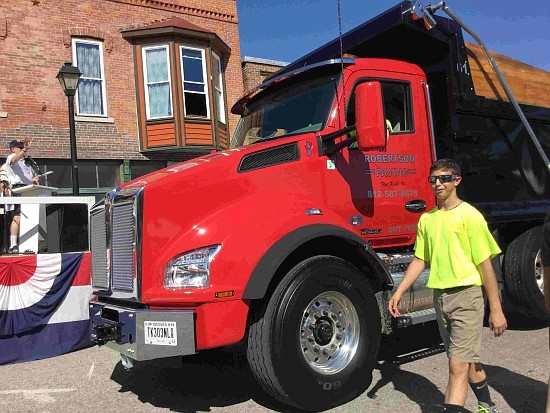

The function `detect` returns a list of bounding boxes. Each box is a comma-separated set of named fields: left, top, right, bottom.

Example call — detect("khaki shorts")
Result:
left=433, top=285, right=484, bottom=363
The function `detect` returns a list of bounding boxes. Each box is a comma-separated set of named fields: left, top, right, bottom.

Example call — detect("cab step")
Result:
left=395, top=342, right=445, bottom=365
left=395, top=308, right=437, bottom=328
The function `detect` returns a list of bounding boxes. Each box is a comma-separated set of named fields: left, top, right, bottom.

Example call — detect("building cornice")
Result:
left=242, top=56, right=289, bottom=67
left=107, top=0, right=237, bottom=24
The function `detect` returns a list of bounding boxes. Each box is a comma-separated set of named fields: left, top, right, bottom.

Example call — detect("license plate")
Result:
left=144, top=321, right=177, bottom=346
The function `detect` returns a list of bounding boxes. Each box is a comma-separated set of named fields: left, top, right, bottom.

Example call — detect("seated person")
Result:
left=385, top=119, right=394, bottom=133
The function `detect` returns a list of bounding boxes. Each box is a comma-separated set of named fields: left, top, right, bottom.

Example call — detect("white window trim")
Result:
left=142, top=44, right=174, bottom=121
left=75, top=115, right=114, bottom=123
left=72, top=38, right=108, bottom=117
left=180, top=45, right=210, bottom=119
left=212, top=52, right=226, bottom=124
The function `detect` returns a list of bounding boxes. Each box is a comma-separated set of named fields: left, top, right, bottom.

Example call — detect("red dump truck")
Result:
left=89, top=1, right=550, bottom=410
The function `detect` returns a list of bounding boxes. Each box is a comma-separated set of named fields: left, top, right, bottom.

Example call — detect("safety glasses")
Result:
left=428, top=174, right=458, bottom=184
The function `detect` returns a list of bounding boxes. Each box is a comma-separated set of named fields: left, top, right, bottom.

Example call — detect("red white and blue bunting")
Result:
left=0, top=252, right=93, bottom=364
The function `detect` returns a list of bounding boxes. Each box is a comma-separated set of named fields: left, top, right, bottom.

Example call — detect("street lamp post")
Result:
left=56, top=62, right=82, bottom=196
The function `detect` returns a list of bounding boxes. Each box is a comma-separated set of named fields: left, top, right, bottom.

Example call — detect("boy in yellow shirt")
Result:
left=388, top=158, right=507, bottom=413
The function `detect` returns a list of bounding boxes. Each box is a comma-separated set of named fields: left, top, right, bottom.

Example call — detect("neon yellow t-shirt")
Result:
left=414, top=202, right=501, bottom=289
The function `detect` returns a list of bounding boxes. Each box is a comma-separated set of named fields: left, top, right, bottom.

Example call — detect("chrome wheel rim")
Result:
left=300, top=291, right=360, bottom=375
left=535, top=249, right=544, bottom=293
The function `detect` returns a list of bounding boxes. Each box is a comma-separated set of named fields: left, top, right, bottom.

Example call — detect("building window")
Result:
left=72, top=39, right=107, bottom=116
left=143, top=45, right=173, bottom=120
left=37, top=159, right=120, bottom=196
left=129, top=160, right=167, bottom=179
left=180, top=46, right=209, bottom=118
left=212, top=52, right=226, bottom=124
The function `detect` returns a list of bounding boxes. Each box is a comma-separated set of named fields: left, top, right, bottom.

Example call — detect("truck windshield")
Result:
left=232, top=71, right=340, bottom=147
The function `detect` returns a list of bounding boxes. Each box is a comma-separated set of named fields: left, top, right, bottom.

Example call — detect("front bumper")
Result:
left=89, top=301, right=196, bottom=361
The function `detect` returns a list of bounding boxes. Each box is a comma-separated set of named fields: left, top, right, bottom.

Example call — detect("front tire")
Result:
left=247, top=256, right=381, bottom=411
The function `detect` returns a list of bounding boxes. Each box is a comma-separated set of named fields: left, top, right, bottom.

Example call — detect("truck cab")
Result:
left=232, top=57, right=436, bottom=248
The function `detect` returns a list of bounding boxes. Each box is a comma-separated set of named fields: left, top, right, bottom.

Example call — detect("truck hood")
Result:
left=124, top=137, right=326, bottom=293
left=120, top=147, right=250, bottom=189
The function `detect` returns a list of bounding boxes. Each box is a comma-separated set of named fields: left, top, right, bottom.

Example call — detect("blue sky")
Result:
left=237, top=0, right=550, bottom=72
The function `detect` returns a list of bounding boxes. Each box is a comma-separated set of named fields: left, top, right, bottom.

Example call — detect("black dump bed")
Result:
left=271, top=1, right=550, bottom=222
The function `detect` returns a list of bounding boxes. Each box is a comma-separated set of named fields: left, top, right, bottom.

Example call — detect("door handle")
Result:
left=405, top=199, right=426, bottom=213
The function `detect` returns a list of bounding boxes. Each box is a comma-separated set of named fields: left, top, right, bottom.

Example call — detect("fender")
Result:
left=243, top=223, right=393, bottom=299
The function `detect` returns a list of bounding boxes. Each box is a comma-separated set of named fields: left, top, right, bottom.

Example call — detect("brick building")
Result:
left=0, top=0, right=242, bottom=196
left=241, top=56, right=288, bottom=94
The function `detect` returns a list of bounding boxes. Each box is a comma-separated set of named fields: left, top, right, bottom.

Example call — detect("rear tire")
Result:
left=246, top=256, right=381, bottom=411
left=503, top=226, right=549, bottom=324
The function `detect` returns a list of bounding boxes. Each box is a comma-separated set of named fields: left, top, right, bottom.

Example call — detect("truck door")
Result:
left=330, top=74, right=435, bottom=247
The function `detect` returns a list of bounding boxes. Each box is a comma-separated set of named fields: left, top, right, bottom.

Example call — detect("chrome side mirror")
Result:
left=408, top=1, right=438, bottom=30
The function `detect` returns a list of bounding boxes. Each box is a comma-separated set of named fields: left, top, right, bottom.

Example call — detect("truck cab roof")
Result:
left=232, top=57, right=425, bottom=116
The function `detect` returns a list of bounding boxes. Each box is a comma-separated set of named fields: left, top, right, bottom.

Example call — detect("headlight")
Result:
left=164, top=245, right=221, bottom=289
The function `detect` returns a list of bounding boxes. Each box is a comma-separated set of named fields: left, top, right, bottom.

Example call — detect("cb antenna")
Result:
left=337, top=0, right=347, bottom=125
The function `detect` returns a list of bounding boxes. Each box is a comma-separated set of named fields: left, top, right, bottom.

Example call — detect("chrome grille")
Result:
left=90, top=209, right=108, bottom=289
left=111, top=203, right=135, bottom=291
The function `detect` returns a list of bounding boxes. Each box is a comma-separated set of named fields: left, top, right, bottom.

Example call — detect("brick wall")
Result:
left=0, top=0, right=242, bottom=161
left=241, top=56, right=288, bottom=93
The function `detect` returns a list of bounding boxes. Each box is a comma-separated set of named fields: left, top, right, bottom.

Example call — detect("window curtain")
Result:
left=76, top=43, right=104, bottom=115
left=146, top=48, right=172, bottom=118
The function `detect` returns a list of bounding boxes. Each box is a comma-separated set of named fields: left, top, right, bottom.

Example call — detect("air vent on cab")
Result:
left=238, top=143, right=300, bottom=173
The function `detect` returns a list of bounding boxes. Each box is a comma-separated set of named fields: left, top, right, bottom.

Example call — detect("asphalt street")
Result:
left=0, top=323, right=548, bottom=413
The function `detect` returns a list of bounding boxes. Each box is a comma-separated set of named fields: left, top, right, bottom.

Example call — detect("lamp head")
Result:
left=56, top=62, right=82, bottom=97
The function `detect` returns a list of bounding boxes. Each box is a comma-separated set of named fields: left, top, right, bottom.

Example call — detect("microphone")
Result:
left=25, top=156, right=41, bottom=176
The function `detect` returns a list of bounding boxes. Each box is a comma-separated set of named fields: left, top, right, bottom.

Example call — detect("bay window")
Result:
left=122, top=16, right=232, bottom=151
